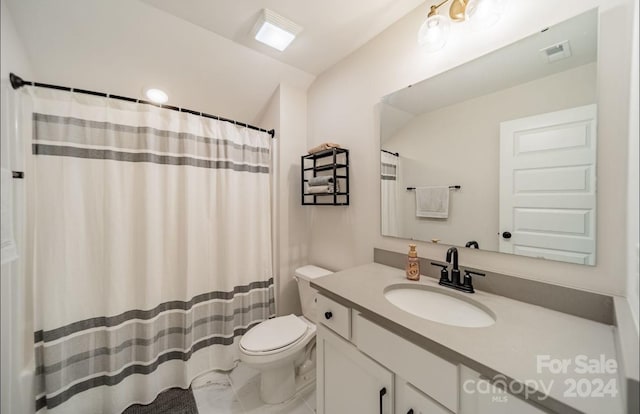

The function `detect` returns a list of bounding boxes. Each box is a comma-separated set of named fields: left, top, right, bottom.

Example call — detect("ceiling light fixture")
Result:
left=252, top=9, right=302, bottom=52
left=144, top=88, right=169, bottom=104
left=418, top=0, right=507, bottom=52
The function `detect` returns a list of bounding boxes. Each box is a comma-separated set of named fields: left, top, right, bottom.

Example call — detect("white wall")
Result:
left=307, top=0, right=634, bottom=295
left=259, top=88, right=282, bottom=314
left=1, top=1, right=35, bottom=413
left=0, top=1, right=32, bottom=81
left=262, top=84, right=311, bottom=316
left=386, top=63, right=596, bottom=249
left=626, top=0, right=639, bottom=333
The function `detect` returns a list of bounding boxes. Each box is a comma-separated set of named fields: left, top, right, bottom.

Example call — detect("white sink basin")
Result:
left=384, top=284, right=496, bottom=328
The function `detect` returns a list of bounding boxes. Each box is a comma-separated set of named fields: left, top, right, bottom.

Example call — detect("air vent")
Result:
left=539, top=40, right=572, bottom=63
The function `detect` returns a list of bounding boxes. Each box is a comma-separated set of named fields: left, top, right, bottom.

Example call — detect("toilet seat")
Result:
left=240, top=315, right=309, bottom=355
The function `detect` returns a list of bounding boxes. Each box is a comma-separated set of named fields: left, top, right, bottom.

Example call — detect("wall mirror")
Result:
left=380, top=9, right=598, bottom=266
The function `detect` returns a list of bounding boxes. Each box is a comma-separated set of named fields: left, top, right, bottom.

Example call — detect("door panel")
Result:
left=514, top=166, right=592, bottom=193
left=499, top=104, right=597, bottom=265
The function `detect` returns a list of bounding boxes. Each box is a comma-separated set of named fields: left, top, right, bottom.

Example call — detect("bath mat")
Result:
left=122, top=387, right=198, bottom=414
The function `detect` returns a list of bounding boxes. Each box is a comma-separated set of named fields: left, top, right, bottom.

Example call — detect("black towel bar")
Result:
left=406, top=185, right=460, bottom=191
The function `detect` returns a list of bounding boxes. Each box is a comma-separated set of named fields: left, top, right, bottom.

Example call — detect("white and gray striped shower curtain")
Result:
left=381, top=151, right=400, bottom=237
left=26, top=89, right=274, bottom=413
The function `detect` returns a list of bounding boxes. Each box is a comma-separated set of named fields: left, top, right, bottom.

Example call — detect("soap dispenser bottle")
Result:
left=406, top=244, right=420, bottom=281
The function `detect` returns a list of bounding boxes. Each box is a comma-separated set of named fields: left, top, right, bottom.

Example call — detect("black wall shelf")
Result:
left=301, top=148, right=350, bottom=206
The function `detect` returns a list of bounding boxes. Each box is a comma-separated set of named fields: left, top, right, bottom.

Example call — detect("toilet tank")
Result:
left=294, top=265, right=333, bottom=323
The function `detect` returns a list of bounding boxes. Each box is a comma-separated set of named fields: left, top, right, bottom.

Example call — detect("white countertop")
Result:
left=311, top=263, right=623, bottom=414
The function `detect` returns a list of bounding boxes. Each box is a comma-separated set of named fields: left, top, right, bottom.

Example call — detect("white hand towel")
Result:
left=1, top=168, right=18, bottom=264
left=415, top=186, right=449, bottom=218
left=308, top=176, right=334, bottom=186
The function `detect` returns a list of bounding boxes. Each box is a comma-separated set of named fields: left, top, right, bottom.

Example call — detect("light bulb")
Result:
left=465, top=0, right=507, bottom=30
left=418, top=14, right=451, bottom=52
left=144, top=88, right=169, bottom=104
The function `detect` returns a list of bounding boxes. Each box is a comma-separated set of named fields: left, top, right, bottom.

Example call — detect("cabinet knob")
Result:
left=324, top=311, right=333, bottom=320
left=407, top=410, right=414, bottom=414
left=502, top=231, right=512, bottom=239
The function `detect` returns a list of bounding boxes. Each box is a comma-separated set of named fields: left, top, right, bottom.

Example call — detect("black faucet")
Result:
left=431, top=247, right=486, bottom=293
left=465, top=240, right=479, bottom=249
left=446, top=247, right=461, bottom=286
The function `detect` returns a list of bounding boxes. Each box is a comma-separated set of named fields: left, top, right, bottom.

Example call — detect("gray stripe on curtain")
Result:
left=32, top=144, right=270, bottom=173
left=33, top=113, right=270, bottom=154
left=35, top=278, right=273, bottom=344
left=381, top=163, right=396, bottom=176
left=35, top=300, right=273, bottom=377
left=35, top=279, right=274, bottom=410
left=35, top=321, right=263, bottom=411
left=32, top=113, right=271, bottom=169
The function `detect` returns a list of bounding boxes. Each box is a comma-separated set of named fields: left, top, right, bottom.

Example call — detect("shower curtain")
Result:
left=381, top=151, right=400, bottom=236
left=26, top=88, right=274, bottom=413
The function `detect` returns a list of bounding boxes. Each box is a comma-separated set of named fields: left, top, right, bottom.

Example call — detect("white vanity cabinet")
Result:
left=459, top=366, right=547, bottom=414
left=396, top=379, right=453, bottom=414
left=316, top=293, right=454, bottom=414
left=352, top=312, right=459, bottom=412
left=316, top=324, right=394, bottom=414
left=316, top=293, right=550, bottom=414
left=316, top=293, right=351, bottom=340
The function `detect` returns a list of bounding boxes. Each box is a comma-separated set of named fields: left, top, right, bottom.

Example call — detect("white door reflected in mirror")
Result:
left=499, top=105, right=597, bottom=265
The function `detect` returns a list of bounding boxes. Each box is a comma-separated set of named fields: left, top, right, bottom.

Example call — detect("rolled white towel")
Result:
left=306, top=185, right=334, bottom=194
left=308, top=176, right=334, bottom=186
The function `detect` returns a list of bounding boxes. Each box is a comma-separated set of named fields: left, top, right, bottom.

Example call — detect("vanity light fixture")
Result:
left=252, top=9, right=302, bottom=52
left=418, top=0, right=452, bottom=51
left=418, top=0, right=507, bottom=51
left=143, top=88, right=169, bottom=104
left=465, top=0, right=508, bottom=30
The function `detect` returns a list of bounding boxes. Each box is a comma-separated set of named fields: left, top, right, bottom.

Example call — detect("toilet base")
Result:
left=258, top=364, right=316, bottom=405
left=295, top=367, right=316, bottom=393
left=238, top=316, right=317, bottom=405
left=259, top=362, right=296, bottom=404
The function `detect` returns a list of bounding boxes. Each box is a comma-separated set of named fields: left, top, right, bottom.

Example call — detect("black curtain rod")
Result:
left=9, top=73, right=275, bottom=138
left=381, top=149, right=399, bottom=157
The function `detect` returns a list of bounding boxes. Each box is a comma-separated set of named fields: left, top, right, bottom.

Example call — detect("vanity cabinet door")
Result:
left=352, top=313, right=459, bottom=412
left=396, top=379, right=453, bottom=414
left=317, top=324, right=393, bottom=414
left=459, top=366, right=547, bottom=414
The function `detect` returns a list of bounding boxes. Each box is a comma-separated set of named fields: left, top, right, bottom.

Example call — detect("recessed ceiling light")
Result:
left=144, top=88, right=168, bottom=104
left=252, top=9, right=302, bottom=52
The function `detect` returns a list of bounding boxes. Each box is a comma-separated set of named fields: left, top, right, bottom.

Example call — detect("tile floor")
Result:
left=193, top=363, right=316, bottom=414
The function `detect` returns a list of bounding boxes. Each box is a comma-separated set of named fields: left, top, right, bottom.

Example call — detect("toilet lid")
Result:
left=240, top=314, right=308, bottom=353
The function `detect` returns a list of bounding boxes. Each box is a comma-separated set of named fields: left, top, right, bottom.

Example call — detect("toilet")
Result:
left=238, top=265, right=333, bottom=404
